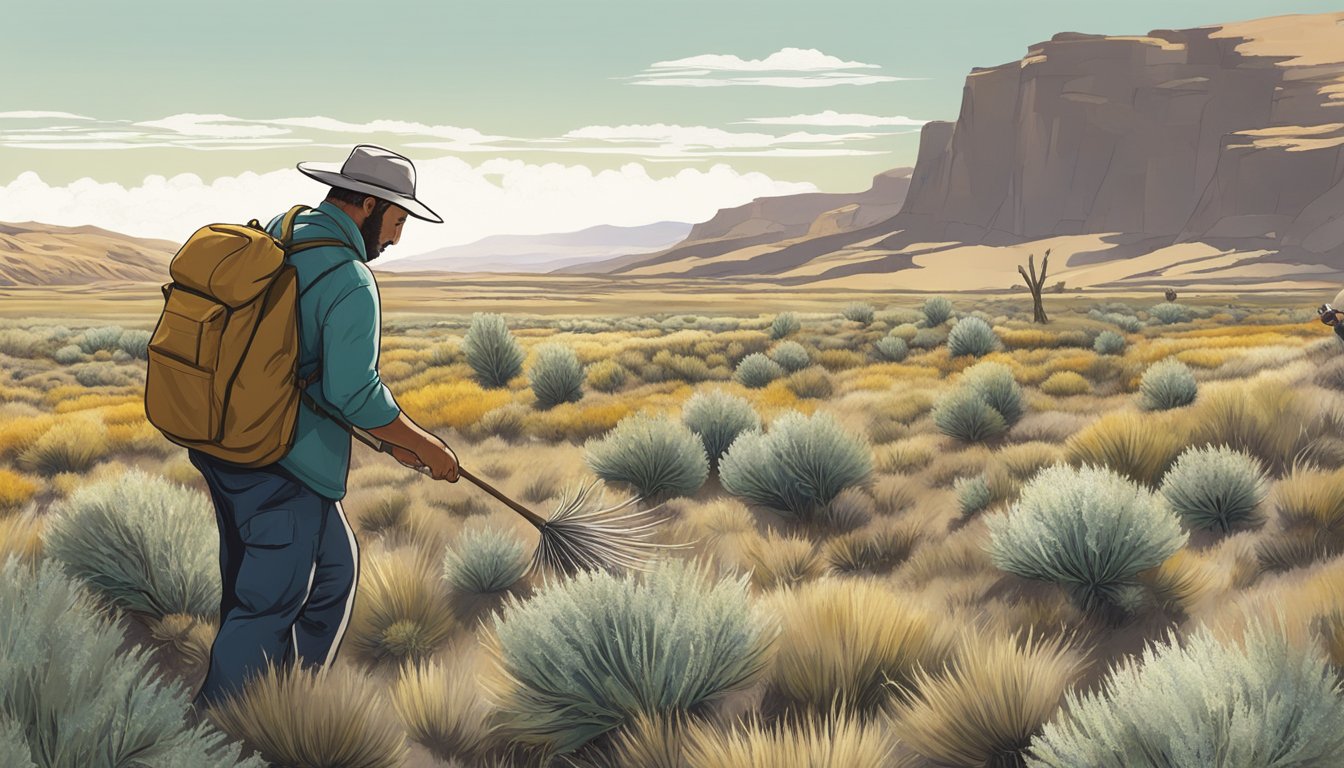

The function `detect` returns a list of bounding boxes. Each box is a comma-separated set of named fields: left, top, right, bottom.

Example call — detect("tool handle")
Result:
left=350, top=424, right=548, bottom=528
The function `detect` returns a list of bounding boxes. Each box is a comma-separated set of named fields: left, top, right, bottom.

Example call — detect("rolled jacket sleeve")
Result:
left=320, top=284, right=401, bottom=429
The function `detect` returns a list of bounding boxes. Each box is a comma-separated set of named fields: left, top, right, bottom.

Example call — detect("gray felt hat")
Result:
left=298, top=144, right=442, bottom=223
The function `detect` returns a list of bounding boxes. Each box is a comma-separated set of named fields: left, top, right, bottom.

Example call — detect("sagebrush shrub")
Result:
left=0, top=718, right=33, bottom=768
left=77, top=325, right=124, bottom=354
left=528, top=342, right=585, bottom=409
left=986, top=464, right=1187, bottom=614
left=117, top=329, right=152, bottom=359
left=681, top=390, right=760, bottom=473
left=1159, top=445, right=1267, bottom=533
left=734, top=353, right=784, bottom=388
left=0, top=559, right=262, bottom=768
left=875, top=335, right=908, bottom=362
left=769, top=341, right=811, bottom=372
left=923, top=297, right=953, bottom=327
left=911, top=328, right=944, bottom=349
left=586, top=412, right=709, bottom=500
left=843, top=302, right=876, bottom=325
left=933, top=388, right=1008, bottom=443
left=1093, top=330, right=1125, bottom=355
left=490, top=559, right=772, bottom=756
left=1140, top=359, right=1197, bottom=410
left=948, top=317, right=1000, bottom=357
left=52, top=344, right=83, bottom=365
left=1026, top=623, right=1344, bottom=767
left=1147, top=303, right=1192, bottom=324
left=463, top=313, right=524, bottom=388
left=719, top=411, right=873, bottom=523
left=442, top=526, right=530, bottom=595
left=770, top=312, right=801, bottom=339
left=955, top=474, right=993, bottom=517
left=44, top=470, right=218, bottom=618
left=961, top=361, right=1025, bottom=426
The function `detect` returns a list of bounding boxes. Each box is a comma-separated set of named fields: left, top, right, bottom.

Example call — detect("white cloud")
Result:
left=135, top=113, right=293, bottom=139
left=648, top=47, right=880, bottom=72
left=563, top=123, right=882, bottom=148
left=0, top=159, right=816, bottom=261
left=737, top=110, right=929, bottom=128
left=626, top=47, right=917, bottom=87
left=0, top=111, right=95, bottom=120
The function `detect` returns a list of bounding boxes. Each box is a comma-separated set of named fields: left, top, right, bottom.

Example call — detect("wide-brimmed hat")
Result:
left=297, top=144, right=442, bottom=223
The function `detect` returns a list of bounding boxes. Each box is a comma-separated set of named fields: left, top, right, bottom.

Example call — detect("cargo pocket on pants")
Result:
left=239, top=508, right=296, bottom=549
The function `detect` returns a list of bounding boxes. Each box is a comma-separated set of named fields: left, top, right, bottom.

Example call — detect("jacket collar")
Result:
left=302, top=201, right=370, bottom=263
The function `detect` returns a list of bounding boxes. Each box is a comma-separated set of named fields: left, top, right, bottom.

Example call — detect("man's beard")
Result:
left=359, top=200, right=394, bottom=261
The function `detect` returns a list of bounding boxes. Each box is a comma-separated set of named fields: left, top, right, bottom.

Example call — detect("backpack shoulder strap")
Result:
left=299, top=261, right=352, bottom=300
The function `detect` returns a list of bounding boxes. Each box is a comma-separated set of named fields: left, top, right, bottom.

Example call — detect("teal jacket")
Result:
left=265, top=202, right=401, bottom=500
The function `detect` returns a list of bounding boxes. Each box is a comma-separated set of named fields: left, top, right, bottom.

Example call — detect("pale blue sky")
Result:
left=0, top=0, right=1335, bottom=254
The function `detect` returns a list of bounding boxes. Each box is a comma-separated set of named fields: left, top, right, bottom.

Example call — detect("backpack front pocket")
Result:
left=145, top=350, right=218, bottom=441
left=149, top=288, right=227, bottom=370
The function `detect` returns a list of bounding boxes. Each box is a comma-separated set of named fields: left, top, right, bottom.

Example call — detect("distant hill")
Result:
left=0, top=221, right=176, bottom=285
left=378, top=221, right=693, bottom=274
left=561, top=168, right=912, bottom=276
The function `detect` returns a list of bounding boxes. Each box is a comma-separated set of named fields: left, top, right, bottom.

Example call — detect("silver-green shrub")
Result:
left=911, top=328, right=945, bottom=349
left=1139, top=359, right=1197, bottom=410
left=948, top=317, right=1000, bottom=357
left=117, top=329, right=152, bottom=360
left=719, top=411, right=873, bottom=523
left=734, top=353, right=785, bottom=388
left=1089, top=309, right=1143, bottom=333
left=528, top=343, right=585, bottom=409
left=681, top=390, right=760, bottom=473
left=1159, top=445, right=1268, bottom=533
left=875, top=335, right=909, bottom=362
left=769, top=341, right=811, bottom=373
left=960, top=361, right=1024, bottom=426
left=933, top=388, right=1008, bottom=443
left=986, top=464, right=1186, bottom=614
left=0, top=718, right=33, bottom=768
left=955, top=474, right=992, bottom=517
left=43, top=470, right=219, bottom=619
left=442, top=526, right=530, bottom=594
left=1148, top=303, right=1192, bottom=325
left=1027, top=622, right=1344, bottom=767
left=769, top=312, right=801, bottom=339
left=923, top=296, right=953, bottom=327
left=585, top=413, right=709, bottom=500
left=77, top=325, right=124, bottom=354
left=491, top=559, right=772, bottom=757
left=0, top=559, right=263, bottom=768
left=463, top=313, right=524, bottom=389
left=52, top=344, right=84, bottom=365
left=843, top=302, right=876, bottom=325
left=1093, top=330, right=1126, bottom=355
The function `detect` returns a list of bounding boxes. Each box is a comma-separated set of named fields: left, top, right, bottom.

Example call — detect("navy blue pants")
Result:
left=188, top=449, right=359, bottom=708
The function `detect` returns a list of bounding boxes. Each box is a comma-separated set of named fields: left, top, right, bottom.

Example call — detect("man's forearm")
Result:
left=365, top=411, right=447, bottom=457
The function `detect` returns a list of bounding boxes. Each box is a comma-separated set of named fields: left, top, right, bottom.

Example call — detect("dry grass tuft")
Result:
left=1064, top=411, right=1186, bottom=487
left=1139, top=548, right=1223, bottom=616
left=0, top=511, right=46, bottom=564
left=0, top=469, right=40, bottom=513
left=746, top=533, right=824, bottom=591
left=763, top=578, right=956, bottom=715
left=392, top=644, right=495, bottom=764
left=348, top=547, right=455, bottom=664
left=208, top=663, right=409, bottom=768
left=892, top=629, right=1085, bottom=768
left=15, top=415, right=109, bottom=476
left=682, top=711, right=898, bottom=768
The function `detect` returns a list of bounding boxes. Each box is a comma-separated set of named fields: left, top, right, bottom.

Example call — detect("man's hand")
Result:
left=419, top=438, right=460, bottom=482
left=388, top=444, right=423, bottom=469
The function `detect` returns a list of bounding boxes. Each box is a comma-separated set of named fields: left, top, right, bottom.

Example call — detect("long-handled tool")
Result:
left=347, top=424, right=677, bottom=574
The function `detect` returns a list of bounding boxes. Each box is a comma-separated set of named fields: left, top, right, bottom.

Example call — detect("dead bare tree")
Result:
left=1017, top=249, right=1051, bottom=324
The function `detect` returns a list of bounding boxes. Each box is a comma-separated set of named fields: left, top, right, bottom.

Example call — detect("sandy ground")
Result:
left=0, top=275, right=1326, bottom=322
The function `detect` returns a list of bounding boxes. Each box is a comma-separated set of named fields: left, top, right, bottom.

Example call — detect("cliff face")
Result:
left=900, top=12, right=1344, bottom=258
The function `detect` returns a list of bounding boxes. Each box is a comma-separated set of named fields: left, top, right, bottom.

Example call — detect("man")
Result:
left=188, top=144, right=459, bottom=709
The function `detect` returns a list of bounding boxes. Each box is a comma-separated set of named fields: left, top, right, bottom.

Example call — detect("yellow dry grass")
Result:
left=892, top=629, right=1085, bottom=767
left=1064, top=410, right=1187, bottom=487
left=0, top=414, right=56, bottom=460
left=347, top=547, right=456, bottom=665
left=395, top=380, right=515, bottom=432
left=0, top=468, right=40, bottom=513
left=1038, top=371, right=1090, bottom=397
left=682, top=711, right=898, bottom=768
left=52, top=392, right=141, bottom=414
left=763, top=578, right=957, bottom=714
left=0, top=512, right=45, bottom=563
left=391, top=644, right=495, bottom=764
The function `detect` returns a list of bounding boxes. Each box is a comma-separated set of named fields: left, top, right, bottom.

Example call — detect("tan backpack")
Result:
left=144, top=205, right=349, bottom=466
